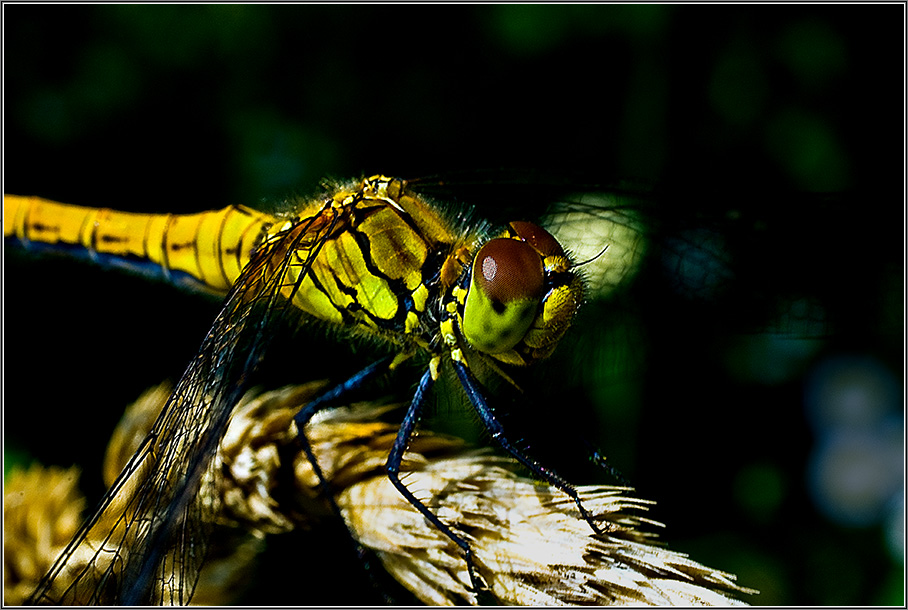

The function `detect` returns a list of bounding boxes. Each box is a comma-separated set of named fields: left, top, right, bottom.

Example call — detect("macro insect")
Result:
left=5, top=174, right=624, bottom=604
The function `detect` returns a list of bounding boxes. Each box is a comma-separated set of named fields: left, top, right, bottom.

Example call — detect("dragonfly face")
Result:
left=457, top=219, right=583, bottom=365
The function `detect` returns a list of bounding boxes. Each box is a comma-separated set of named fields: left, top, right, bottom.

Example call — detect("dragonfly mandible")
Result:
left=4, top=174, right=609, bottom=604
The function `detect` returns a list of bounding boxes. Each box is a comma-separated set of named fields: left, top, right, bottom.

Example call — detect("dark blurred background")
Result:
left=3, top=5, right=904, bottom=605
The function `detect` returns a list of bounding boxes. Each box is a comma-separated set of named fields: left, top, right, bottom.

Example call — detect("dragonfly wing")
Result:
left=29, top=212, right=331, bottom=605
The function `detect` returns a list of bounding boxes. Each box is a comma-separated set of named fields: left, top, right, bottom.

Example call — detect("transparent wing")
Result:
left=29, top=209, right=336, bottom=605
left=408, top=174, right=878, bottom=406
left=538, top=185, right=856, bottom=335
left=411, top=172, right=852, bottom=336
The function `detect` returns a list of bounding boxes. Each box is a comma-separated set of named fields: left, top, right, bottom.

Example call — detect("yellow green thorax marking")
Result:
left=274, top=176, right=473, bottom=348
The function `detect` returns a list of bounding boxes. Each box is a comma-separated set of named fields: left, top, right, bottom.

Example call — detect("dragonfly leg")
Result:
left=291, top=356, right=396, bottom=599
left=452, top=359, right=610, bottom=537
left=385, top=369, right=488, bottom=598
left=292, top=355, right=395, bottom=484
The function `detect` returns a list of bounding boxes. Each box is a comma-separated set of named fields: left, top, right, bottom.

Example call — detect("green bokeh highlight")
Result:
left=734, top=462, right=787, bottom=523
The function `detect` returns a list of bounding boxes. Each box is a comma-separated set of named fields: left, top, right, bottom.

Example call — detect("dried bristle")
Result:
left=5, top=382, right=757, bottom=606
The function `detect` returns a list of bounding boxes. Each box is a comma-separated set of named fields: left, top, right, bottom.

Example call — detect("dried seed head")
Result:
left=7, top=382, right=757, bottom=606
left=3, top=464, right=85, bottom=605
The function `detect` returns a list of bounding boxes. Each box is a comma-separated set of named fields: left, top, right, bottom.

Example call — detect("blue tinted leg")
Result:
left=293, top=355, right=394, bottom=497
left=452, top=359, right=608, bottom=536
left=385, top=369, right=486, bottom=595
left=292, top=356, right=396, bottom=599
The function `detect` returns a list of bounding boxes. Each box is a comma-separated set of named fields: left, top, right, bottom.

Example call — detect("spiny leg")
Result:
left=292, top=356, right=395, bottom=597
left=385, top=368, right=487, bottom=597
left=293, top=355, right=396, bottom=486
left=452, top=359, right=609, bottom=537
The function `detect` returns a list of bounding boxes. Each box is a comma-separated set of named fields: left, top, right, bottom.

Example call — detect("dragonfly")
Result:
left=5, top=174, right=634, bottom=604
left=6, top=172, right=890, bottom=605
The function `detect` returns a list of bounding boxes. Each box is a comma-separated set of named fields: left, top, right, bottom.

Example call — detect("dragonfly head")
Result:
left=460, top=221, right=583, bottom=366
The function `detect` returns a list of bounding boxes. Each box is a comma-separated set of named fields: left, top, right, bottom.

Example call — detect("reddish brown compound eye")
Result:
left=473, top=238, right=545, bottom=304
left=508, top=221, right=565, bottom=258
left=462, top=237, right=546, bottom=354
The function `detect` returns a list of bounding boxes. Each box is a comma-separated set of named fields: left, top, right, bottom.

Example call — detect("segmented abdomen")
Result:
left=4, top=195, right=276, bottom=293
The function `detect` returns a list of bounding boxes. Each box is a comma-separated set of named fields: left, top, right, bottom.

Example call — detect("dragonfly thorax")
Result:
left=251, top=175, right=582, bottom=370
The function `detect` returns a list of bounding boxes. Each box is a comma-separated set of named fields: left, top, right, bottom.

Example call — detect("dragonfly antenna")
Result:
left=574, top=245, right=609, bottom=268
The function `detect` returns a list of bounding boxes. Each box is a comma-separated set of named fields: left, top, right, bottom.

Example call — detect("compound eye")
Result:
left=509, top=221, right=565, bottom=258
left=473, top=238, right=545, bottom=304
left=462, top=238, right=545, bottom=354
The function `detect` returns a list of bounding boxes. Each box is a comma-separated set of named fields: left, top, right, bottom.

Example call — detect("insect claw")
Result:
left=463, top=550, right=491, bottom=601
left=575, top=501, right=613, bottom=537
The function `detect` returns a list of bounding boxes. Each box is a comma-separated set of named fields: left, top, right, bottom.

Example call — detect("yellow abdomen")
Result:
left=4, top=194, right=275, bottom=293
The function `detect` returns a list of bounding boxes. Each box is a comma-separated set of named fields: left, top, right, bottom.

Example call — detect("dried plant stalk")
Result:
left=5, top=381, right=756, bottom=605
left=4, top=464, right=86, bottom=605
